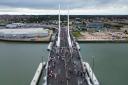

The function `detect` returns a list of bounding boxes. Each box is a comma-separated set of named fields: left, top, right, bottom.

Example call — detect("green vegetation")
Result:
left=0, top=20, right=7, bottom=25
left=72, top=31, right=82, bottom=37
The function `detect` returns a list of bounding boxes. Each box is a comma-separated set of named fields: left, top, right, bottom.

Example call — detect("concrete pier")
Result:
left=83, top=62, right=99, bottom=85
left=30, top=62, right=46, bottom=85
left=47, top=42, right=53, bottom=51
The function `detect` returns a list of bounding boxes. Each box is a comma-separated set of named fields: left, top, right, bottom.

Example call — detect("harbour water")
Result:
left=0, top=42, right=128, bottom=85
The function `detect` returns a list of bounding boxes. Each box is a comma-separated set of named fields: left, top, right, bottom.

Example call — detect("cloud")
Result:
left=0, top=0, right=127, bottom=9
left=0, top=6, right=127, bottom=15
left=0, top=0, right=128, bottom=14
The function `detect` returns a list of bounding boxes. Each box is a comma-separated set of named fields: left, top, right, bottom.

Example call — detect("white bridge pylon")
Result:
left=56, top=4, right=61, bottom=47
left=67, top=7, right=72, bottom=48
left=56, top=5, right=72, bottom=48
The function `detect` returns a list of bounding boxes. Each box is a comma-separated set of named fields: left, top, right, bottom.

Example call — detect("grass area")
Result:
left=72, top=31, right=82, bottom=38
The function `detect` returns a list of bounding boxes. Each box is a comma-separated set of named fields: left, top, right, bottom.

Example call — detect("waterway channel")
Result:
left=0, top=42, right=128, bottom=85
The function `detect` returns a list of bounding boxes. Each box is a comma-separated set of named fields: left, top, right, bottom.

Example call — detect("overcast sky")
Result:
left=0, top=0, right=128, bottom=15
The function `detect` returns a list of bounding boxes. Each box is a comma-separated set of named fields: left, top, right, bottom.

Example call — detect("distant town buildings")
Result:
left=86, top=22, right=104, bottom=29
left=0, top=15, right=128, bottom=41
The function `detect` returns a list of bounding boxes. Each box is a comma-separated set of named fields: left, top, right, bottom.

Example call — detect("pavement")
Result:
left=47, top=27, right=88, bottom=85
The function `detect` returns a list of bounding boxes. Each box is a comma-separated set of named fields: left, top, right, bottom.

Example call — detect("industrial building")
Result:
left=0, top=28, right=49, bottom=39
left=6, top=23, right=25, bottom=28
left=86, top=22, right=104, bottom=31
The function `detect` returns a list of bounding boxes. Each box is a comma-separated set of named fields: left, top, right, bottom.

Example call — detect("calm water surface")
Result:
left=0, top=42, right=128, bottom=85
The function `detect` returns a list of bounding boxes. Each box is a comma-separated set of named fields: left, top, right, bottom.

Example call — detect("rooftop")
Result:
left=0, top=28, right=48, bottom=34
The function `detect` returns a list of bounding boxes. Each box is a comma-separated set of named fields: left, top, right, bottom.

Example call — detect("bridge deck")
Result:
left=46, top=28, right=88, bottom=85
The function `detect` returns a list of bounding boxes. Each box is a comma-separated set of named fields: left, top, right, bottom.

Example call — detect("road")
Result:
left=47, top=27, right=88, bottom=85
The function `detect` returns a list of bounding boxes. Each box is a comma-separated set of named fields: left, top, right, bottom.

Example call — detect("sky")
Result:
left=0, top=0, right=128, bottom=15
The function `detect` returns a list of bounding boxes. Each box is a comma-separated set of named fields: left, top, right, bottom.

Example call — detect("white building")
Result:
left=6, top=23, right=25, bottom=28
left=0, top=28, right=49, bottom=38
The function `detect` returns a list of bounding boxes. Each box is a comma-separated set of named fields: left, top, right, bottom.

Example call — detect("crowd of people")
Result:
left=47, top=28, right=88, bottom=85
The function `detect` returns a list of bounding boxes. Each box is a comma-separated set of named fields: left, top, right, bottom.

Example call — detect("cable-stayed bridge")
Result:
left=31, top=7, right=99, bottom=85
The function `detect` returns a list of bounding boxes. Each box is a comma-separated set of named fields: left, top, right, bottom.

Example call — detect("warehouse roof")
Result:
left=0, top=28, right=48, bottom=35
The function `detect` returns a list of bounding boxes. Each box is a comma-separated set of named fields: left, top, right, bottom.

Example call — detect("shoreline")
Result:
left=0, top=39, right=50, bottom=43
left=77, top=40, right=128, bottom=43
left=0, top=39, right=128, bottom=43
